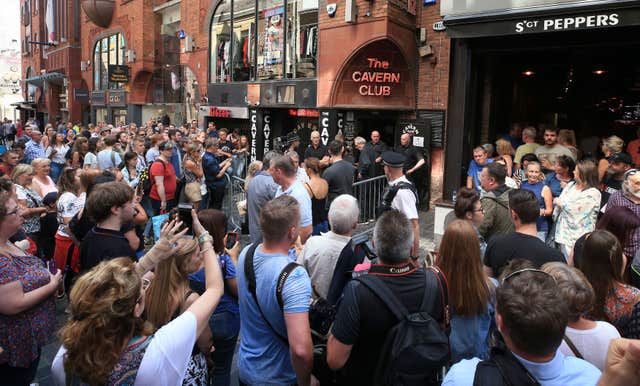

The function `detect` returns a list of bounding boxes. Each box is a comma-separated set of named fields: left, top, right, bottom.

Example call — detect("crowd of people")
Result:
left=0, top=116, right=640, bottom=386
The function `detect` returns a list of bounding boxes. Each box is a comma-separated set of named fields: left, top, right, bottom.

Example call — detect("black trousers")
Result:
left=207, top=185, right=226, bottom=210
left=0, top=351, right=40, bottom=386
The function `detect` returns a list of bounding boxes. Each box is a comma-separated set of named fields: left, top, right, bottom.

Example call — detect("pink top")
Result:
left=32, top=176, right=58, bottom=198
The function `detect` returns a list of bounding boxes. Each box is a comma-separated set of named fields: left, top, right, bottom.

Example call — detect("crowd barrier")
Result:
left=221, top=174, right=389, bottom=231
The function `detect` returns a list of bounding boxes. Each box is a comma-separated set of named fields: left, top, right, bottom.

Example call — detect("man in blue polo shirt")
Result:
left=443, top=266, right=601, bottom=386
left=237, top=195, right=313, bottom=386
left=467, top=146, right=493, bottom=195
left=271, top=154, right=313, bottom=244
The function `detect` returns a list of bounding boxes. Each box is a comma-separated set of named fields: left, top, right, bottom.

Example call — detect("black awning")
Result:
left=10, top=101, right=36, bottom=110
left=25, top=72, right=65, bottom=88
left=443, top=0, right=640, bottom=39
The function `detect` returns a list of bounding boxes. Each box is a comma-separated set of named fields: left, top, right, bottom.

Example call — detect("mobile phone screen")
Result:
left=225, top=232, right=237, bottom=250
left=47, top=259, right=57, bottom=274
left=177, top=204, right=194, bottom=235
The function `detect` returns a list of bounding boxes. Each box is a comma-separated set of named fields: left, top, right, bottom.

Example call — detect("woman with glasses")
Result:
left=453, top=187, right=486, bottom=257
left=577, top=230, right=640, bottom=339
left=11, top=165, right=48, bottom=256
left=553, top=160, right=601, bottom=261
left=52, top=217, right=224, bottom=385
left=0, top=191, right=62, bottom=385
left=437, top=219, right=497, bottom=364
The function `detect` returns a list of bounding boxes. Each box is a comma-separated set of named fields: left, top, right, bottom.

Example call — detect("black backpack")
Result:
left=355, top=267, right=450, bottom=386
left=376, top=181, right=418, bottom=217
left=473, top=342, right=541, bottom=386
left=140, top=160, right=165, bottom=196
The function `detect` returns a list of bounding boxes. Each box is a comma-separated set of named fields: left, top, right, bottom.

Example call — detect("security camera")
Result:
left=327, top=3, right=337, bottom=17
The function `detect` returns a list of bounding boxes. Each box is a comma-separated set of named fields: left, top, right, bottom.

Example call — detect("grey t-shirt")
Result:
left=323, top=159, right=355, bottom=208
left=247, top=171, right=279, bottom=244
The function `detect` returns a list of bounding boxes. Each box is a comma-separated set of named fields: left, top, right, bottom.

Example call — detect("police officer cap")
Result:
left=382, top=151, right=406, bottom=168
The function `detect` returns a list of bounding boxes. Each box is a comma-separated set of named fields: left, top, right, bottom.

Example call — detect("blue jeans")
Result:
left=210, top=311, right=240, bottom=386
left=50, top=162, right=65, bottom=183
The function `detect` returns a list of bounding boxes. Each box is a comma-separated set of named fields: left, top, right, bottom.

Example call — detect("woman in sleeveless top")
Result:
left=520, top=161, right=552, bottom=241
left=182, top=143, right=204, bottom=210
left=30, top=158, right=58, bottom=199
left=304, top=157, right=329, bottom=235
left=52, top=217, right=224, bottom=386
left=145, top=238, right=213, bottom=385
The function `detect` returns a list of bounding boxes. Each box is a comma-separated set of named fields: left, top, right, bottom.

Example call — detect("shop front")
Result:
left=441, top=0, right=640, bottom=202
left=90, top=89, right=128, bottom=124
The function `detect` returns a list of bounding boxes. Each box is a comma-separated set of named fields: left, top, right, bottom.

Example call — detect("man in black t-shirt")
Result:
left=396, top=133, right=426, bottom=202
left=325, top=210, right=445, bottom=385
left=322, top=140, right=355, bottom=209
left=484, top=189, right=565, bottom=278
left=303, top=130, right=329, bottom=167
left=79, top=182, right=138, bottom=272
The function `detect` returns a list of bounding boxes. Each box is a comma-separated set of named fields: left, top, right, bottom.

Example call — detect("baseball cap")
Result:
left=608, top=152, right=633, bottom=165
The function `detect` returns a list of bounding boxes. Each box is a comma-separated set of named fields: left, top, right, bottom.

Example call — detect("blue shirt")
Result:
left=202, top=151, right=226, bottom=188
left=449, top=278, right=497, bottom=363
left=237, top=245, right=312, bottom=385
left=189, top=253, right=239, bottom=317
left=96, top=149, right=122, bottom=170
left=443, top=350, right=601, bottom=386
left=24, top=140, right=45, bottom=163
left=467, top=158, right=493, bottom=192
left=545, top=172, right=567, bottom=198
left=171, top=146, right=182, bottom=180
left=275, top=181, right=313, bottom=228
left=521, top=181, right=549, bottom=232
left=247, top=171, right=278, bottom=244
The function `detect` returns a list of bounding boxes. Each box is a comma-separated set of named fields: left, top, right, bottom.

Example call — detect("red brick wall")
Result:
left=417, top=2, right=450, bottom=203
left=179, top=0, right=210, bottom=101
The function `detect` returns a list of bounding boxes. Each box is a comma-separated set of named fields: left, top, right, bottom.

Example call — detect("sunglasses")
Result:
left=501, top=268, right=555, bottom=285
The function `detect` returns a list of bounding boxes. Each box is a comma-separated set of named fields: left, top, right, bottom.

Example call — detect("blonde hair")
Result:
left=11, top=164, right=34, bottom=184
left=602, top=135, right=624, bottom=154
left=59, top=258, right=154, bottom=385
left=495, top=138, right=514, bottom=156
left=244, top=160, right=263, bottom=189
left=31, top=157, right=51, bottom=169
left=558, top=129, right=577, bottom=147
left=145, top=238, right=199, bottom=327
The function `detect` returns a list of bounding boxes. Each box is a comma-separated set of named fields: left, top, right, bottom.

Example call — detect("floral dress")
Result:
left=605, top=283, right=640, bottom=339
left=0, top=252, right=55, bottom=367
left=553, top=182, right=601, bottom=252
left=16, top=185, right=43, bottom=235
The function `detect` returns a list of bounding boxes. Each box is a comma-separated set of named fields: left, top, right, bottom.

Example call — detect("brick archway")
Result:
left=130, top=70, right=153, bottom=104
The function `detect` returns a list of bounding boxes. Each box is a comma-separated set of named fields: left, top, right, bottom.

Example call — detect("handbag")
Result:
left=184, top=181, right=202, bottom=203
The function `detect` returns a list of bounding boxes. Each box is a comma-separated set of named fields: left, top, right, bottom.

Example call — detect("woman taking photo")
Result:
left=520, top=161, right=553, bottom=241
left=121, top=151, right=141, bottom=189
left=182, top=142, right=204, bottom=210
left=190, top=209, right=240, bottom=386
left=52, top=216, right=224, bottom=385
left=578, top=230, right=640, bottom=339
left=45, top=131, right=70, bottom=182
left=145, top=238, right=213, bottom=385
left=544, top=155, right=575, bottom=198
left=437, top=219, right=496, bottom=363
left=31, top=158, right=57, bottom=199
left=554, top=160, right=601, bottom=260
left=303, top=157, right=329, bottom=235
left=12, top=165, right=48, bottom=254
left=0, top=192, right=62, bottom=385
left=69, top=137, right=88, bottom=169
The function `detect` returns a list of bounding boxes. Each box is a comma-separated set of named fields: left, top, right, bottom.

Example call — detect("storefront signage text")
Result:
left=289, top=109, right=320, bottom=118
left=209, top=107, right=231, bottom=118
left=108, top=65, right=130, bottom=83
left=250, top=109, right=258, bottom=162
left=515, top=13, right=618, bottom=33
left=263, top=111, right=271, bottom=153
left=351, top=58, right=401, bottom=97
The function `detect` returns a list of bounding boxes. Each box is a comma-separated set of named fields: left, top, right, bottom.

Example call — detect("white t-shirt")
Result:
left=52, top=311, right=197, bottom=386
left=56, top=192, right=79, bottom=237
left=559, top=321, right=620, bottom=371
left=83, top=152, right=98, bottom=169
left=389, top=175, right=419, bottom=220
